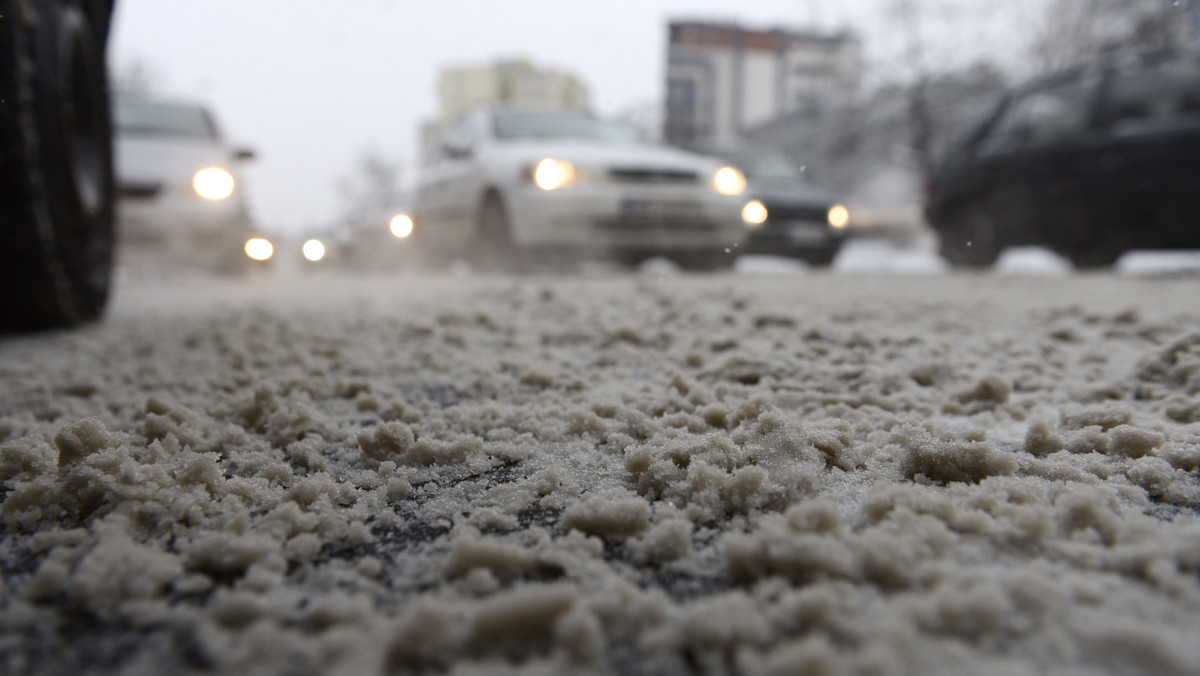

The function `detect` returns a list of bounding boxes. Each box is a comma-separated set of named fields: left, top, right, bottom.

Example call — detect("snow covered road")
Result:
left=2, top=267, right=1199, bottom=675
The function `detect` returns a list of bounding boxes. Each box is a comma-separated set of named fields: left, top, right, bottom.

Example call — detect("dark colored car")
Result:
left=1, top=0, right=116, bottom=330
left=926, top=51, right=1200, bottom=267
left=700, top=147, right=847, bottom=264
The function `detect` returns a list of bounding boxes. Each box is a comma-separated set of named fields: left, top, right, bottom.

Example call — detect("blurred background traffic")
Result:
left=106, top=0, right=1200, bottom=277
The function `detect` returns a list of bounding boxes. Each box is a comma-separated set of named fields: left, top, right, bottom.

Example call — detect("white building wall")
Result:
left=708, top=48, right=737, bottom=143
left=740, top=50, right=779, bottom=132
left=664, top=22, right=862, bottom=146
left=436, top=62, right=590, bottom=123
left=438, top=66, right=500, bottom=121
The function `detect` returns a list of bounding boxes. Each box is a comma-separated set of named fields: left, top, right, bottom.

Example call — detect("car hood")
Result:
left=492, top=140, right=724, bottom=173
left=115, top=134, right=235, bottom=184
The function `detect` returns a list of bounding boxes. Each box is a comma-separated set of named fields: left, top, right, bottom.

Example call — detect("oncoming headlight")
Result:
left=533, top=159, right=577, bottom=191
left=390, top=214, right=414, bottom=238
left=244, top=237, right=273, bottom=261
left=827, top=204, right=850, bottom=230
left=193, top=167, right=235, bottom=200
left=742, top=200, right=768, bottom=227
left=302, top=239, right=326, bottom=262
left=711, top=166, right=747, bottom=196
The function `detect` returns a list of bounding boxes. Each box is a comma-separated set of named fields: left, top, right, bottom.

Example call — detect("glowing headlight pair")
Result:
left=247, top=238, right=329, bottom=263
left=193, top=167, right=235, bottom=200
left=740, top=201, right=853, bottom=229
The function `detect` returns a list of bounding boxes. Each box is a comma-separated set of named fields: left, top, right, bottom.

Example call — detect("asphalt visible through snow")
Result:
left=1, top=266, right=1199, bottom=675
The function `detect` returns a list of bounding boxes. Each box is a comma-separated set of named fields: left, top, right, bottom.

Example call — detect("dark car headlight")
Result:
left=742, top=200, right=768, bottom=226
left=828, top=204, right=850, bottom=230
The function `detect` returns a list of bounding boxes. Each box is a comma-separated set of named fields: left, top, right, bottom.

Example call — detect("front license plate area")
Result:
left=620, top=198, right=702, bottom=222
left=784, top=221, right=829, bottom=243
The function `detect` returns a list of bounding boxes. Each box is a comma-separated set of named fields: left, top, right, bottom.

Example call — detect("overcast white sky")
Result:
left=110, top=0, right=1042, bottom=235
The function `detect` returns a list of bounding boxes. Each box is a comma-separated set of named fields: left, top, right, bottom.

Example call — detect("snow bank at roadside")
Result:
left=1, top=272, right=1198, bottom=675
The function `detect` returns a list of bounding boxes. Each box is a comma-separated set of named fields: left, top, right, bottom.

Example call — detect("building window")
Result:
left=666, top=77, right=698, bottom=142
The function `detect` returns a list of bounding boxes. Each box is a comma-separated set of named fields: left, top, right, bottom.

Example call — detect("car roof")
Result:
left=1018, top=48, right=1200, bottom=94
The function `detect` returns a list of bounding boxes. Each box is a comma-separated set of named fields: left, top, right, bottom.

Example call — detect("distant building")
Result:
left=664, top=21, right=863, bottom=147
left=435, top=59, right=589, bottom=123
left=421, top=59, right=590, bottom=161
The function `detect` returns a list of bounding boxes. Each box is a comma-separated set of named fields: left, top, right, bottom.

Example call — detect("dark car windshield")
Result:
left=1101, top=56, right=1200, bottom=130
left=492, top=111, right=641, bottom=143
left=114, top=100, right=218, bottom=139
left=719, top=151, right=805, bottom=182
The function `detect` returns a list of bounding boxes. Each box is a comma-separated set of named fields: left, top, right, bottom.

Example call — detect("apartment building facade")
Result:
left=436, top=60, right=589, bottom=124
left=664, top=21, right=863, bottom=147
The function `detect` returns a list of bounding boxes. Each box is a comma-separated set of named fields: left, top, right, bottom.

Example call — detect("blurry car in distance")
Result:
left=691, top=146, right=847, bottom=264
left=412, top=107, right=749, bottom=269
left=836, top=163, right=930, bottom=246
left=926, top=51, right=1200, bottom=267
left=113, top=95, right=268, bottom=273
left=315, top=207, right=417, bottom=272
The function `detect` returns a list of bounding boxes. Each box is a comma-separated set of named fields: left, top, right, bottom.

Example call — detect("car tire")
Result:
left=677, top=249, right=736, bottom=271
left=1064, top=247, right=1122, bottom=269
left=798, top=241, right=841, bottom=266
left=939, top=208, right=1000, bottom=268
left=0, top=0, right=114, bottom=331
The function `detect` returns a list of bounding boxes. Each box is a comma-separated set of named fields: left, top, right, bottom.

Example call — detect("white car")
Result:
left=113, top=95, right=268, bottom=271
left=412, top=107, right=750, bottom=267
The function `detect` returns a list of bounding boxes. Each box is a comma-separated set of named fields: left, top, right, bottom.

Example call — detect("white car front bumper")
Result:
left=116, top=184, right=255, bottom=271
left=504, top=182, right=747, bottom=252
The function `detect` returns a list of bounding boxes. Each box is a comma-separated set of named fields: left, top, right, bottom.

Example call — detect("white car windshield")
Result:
left=115, top=101, right=217, bottom=139
left=492, top=111, right=641, bottom=143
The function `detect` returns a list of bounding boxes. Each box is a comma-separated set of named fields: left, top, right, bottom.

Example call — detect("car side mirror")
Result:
left=233, top=148, right=256, bottom=161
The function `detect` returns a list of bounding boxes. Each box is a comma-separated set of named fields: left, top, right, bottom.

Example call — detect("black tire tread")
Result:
left=0, top=0, right=114, bottom=331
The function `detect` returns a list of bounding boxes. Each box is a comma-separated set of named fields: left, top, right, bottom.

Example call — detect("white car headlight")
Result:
left=827, top=204, right=850, bottom=230
left=302, top=239, right=326, bottom=262
left=244, top=237, right=273, bottom=261
left=711, top=166, right=747, bottom=196
left=533, top=158, right=578, bottom=191
left=389, top=213, right=414, bottom=238
left=193, top=167, right=235, bottom=200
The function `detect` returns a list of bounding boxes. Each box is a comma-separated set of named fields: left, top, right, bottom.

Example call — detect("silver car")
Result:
left=412, top=107, right=750, bottom=268
left=113, top=95, right=268, bottom=271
